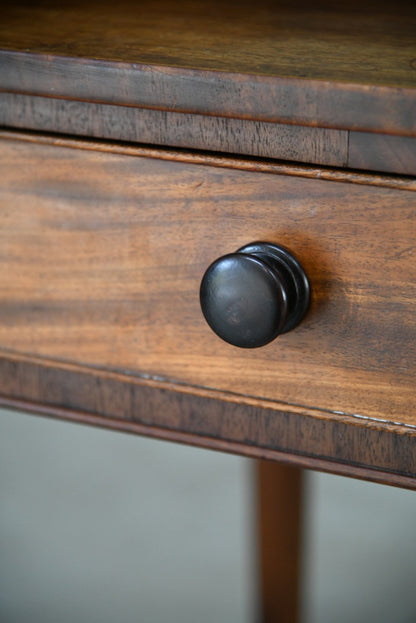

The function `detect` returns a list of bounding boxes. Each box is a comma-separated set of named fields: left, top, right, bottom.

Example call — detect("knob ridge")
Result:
left=199, top=242, right=310, bottom=348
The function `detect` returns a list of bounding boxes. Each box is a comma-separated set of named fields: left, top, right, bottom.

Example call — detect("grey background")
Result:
left=1, top=407, right=415, bottom=622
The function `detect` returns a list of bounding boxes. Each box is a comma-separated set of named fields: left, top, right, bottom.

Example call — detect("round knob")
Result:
left=200, top=242, right=310, bottom=348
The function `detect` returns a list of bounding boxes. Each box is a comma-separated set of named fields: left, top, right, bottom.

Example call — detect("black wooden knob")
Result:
left=200, top=242, right=310, bottom=348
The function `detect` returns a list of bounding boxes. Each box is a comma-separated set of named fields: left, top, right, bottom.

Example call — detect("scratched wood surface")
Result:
left=0, top=132, right=415, bottom=432
left=1, top=0, right=416, bottom=135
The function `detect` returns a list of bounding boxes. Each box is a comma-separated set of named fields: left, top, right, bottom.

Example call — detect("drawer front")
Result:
left=0, top=134, right=415, bottom=427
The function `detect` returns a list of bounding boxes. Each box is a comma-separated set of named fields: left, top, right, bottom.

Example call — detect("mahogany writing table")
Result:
left=1, top=1, right=415, bottom=620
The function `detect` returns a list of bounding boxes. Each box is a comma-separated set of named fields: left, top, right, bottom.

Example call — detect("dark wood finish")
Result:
left=0, top=131, right=416, bottom=488
left=199, top=242, right=311, bottom=348
left=1, top=0, right=416, bottom=135
left=1, top=3, right=415, bottom=621
left=1, top=0, right=415, bottom=87
left=1, top=132, right=415, bottom=426
left=349, top=131, right=416, bottom=175
left=257, top=461, right=302, bottom=623
left=1, top=352, right=416, bottom=489
left=0, top=93, right=349, bottom=168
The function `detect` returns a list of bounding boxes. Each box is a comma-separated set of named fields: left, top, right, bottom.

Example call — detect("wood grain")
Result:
left=0, top=352, right=415, bottom=488
left=3, top=94, right=416, bottom=175
left=1, top=0, right=416, bottom=135
left=0, top=93, right=349, bottom=168
left=2, top=129, right=415, bottom=191
left=1, top=0, right=415, bottom=86
left=0, top=133, right=415, bottom=430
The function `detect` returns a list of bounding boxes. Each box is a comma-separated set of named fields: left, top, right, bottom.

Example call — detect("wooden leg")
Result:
left=256, top=460, right=303, bottom=623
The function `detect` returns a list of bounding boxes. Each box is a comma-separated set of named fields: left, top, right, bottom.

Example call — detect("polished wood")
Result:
left=199, top=242, right=311, bottom=348
left=257, top=461, right=302, bottom=623
left=0, top=132, right=415, bottom=487
left=1, top=0, right=416, bottom=135
left=1, top=352, right=416, bottom=489
left=1, top=0, right=414, bottom=87
left=1, top=3, right=415, bottom=621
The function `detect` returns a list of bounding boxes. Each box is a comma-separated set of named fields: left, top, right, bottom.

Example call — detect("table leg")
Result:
left=256, top=460, right=303, bottom=623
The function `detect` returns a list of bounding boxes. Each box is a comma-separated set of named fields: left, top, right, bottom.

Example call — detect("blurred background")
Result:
left=1, top=406, right=415, bottom=623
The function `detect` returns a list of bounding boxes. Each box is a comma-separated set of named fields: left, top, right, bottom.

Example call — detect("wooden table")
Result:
left=1, top=1, right=415, bottom=620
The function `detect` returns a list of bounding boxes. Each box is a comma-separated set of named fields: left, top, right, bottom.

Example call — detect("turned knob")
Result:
left=199, top=242, right=310, bottom=348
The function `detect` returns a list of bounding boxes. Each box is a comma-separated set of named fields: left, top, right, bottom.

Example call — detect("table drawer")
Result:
left=1, top=132, right=415, bottom=429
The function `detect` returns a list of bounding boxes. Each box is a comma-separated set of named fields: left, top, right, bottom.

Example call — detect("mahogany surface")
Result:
left=0, top=131, right=415, bottom=487
left=1, top=0, right=416, bottom=135
left=1, top=2, right=415, bottom=621
left=0, top=93, right=349, bottom=169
